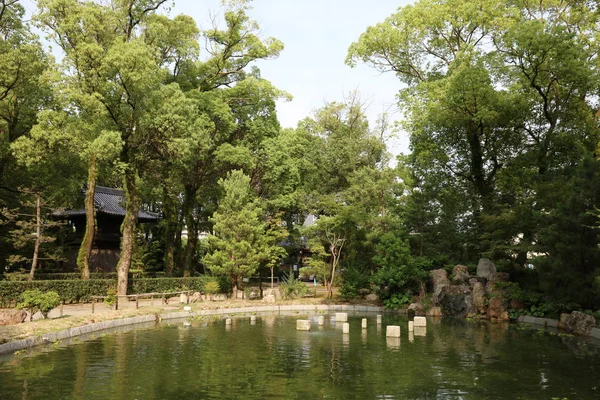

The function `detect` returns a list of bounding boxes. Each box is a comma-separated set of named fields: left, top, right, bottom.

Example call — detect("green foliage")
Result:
left=279, top=275, right=309, bottom=300
left=0, top=277, right=210, bottom=306
left=17, top=290, right=61, bottom=319
left=203, top=170, right=265, bottom=292
left=383, top=293, right=411, bottom=310
left=104, top=287, right=117, bottom=307
left=371, top=232, right=429, bottom=301
left=203, top=280, right=220, bottom=295
left=339, top=265, right=371, bottom=300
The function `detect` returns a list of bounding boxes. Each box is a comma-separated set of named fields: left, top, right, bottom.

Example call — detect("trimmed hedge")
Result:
left=0, top=277, right=210, bottom=307
left=2, top=271, right=166, bottom=281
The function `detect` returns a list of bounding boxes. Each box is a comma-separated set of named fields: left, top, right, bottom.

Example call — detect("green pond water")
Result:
left=1, top=313, right=599, bottom=399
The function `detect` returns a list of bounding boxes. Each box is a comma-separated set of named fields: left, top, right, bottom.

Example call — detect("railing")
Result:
left=89, top=291, right=191, bottom=313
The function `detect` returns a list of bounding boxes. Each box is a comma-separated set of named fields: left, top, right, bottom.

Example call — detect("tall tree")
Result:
left=203, top=170, right=264, bottom=298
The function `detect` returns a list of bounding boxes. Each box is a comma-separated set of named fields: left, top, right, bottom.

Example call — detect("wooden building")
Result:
left=55, top=186, right=159, bottom=271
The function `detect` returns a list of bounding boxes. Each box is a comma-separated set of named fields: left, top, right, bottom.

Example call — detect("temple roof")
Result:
left=55, top=186, right=159, bottom=222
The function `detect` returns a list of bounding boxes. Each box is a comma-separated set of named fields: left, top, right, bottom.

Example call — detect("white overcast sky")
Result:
left=24, top=0, right=413, bottom=155
left=172, top=0, right=413, bottom=156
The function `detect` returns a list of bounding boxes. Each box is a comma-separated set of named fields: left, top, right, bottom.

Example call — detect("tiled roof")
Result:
left=55, top=186, right=160, bottom=221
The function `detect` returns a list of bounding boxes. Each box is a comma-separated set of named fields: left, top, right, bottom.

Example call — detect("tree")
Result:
left=203, top=170, right=264, bottom=298
left=36, top=0, right=193, bottom=294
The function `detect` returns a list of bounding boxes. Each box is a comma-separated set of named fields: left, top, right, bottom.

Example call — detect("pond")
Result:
left=0, top=313, right=599, bottom=399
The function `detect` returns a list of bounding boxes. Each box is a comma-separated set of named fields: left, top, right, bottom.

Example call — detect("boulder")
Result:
left=472, top=282, right=487, bottom=314
left=468, top=277, right=487, bottom=287
left=489, top=272, right=510, bottom=283
left=0, top=309, right=27, bottom=326
left=486, top=296, right=509, bottom=320
left=565, top=311, right=596, bottom=336
left=452, top=265, right=470, bottom=283
left=365, top=293, right=378, bottom=302
left=438, top=285, right=474, bottom=318
left=408, top=303, right=424, bottom=316
left=263, top=288, right=281, bottom=300
left=432, top=284, right=448, bottom=306
left=476, top=258, right=497, bottom=280
left=431, top=269, right=450, bottom=288
left=426, top=306, right=442, bottom=317
left=263, top=294, right=276, bottom=304
left=190, top=292, right=203, bottom=303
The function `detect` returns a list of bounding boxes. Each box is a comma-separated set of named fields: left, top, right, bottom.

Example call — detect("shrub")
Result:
left=0, top=277, right=212, bottom=306
left=339, top=266, right=371, bottom=300
left=204, top=280, right=220, bottom=296
left=17, top=290, right=61, bottom=320
left=280, top=275, right=309, bottom=299
left=383, top=293, right=411, bottom=310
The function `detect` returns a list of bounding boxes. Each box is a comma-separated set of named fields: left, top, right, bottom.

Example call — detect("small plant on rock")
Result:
left=17, top=290, right=61, bottom=320
left=204, top=280, right=220, bottom=300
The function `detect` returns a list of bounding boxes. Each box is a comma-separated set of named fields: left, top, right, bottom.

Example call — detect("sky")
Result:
left=171, top=0, right=413, bottom=156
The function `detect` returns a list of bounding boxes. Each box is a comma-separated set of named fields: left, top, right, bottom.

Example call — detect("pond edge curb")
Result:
left=0, top=304, right=391, bottom=356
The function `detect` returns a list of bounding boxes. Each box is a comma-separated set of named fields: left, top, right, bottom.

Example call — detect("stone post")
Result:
left=297, top=319, right=311, bottom=331
left=335, top=312, right=348, bottom=322
left=386, top=325, right=401, bottom=337
left=250, top=315, right=256, bottom=323
left=361, top=318, right=367, bottom=329
left=414, top=316, right=427, bottom=327
left=343, top=322, right=350, bottom=334
left=318, top=315, right=325, bottom=326
left=376, top=315, right=382, bottom=324
left=226, top=318, right=232, bottom=325
left=408, top=321, right=414, bottom=332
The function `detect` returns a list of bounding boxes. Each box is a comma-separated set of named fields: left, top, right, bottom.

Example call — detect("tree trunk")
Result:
left=162, top=187, right=176, bottom=276
left=77, top=156, right=97, bottom=280
left=232, top=276, right=238, bottom=299
left=28, top=194, right=41, bottom=282
left=182, top=185, right=198, bottom=277
left=117, top=167, right=140, bottom=296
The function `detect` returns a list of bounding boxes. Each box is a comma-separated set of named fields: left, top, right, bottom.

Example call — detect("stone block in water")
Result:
left=414, top=326, right=426, bottom=337
left=336, top=312, right=348, bottom=322
left=250, top=316, right=256, bottom=323
left=386, top=325, right=401, bottom=337
left=343, top=323, right=350, bottom=334
left=361, top=318, right=367, bottom=329
left=318, top=316, right=325, bottom=325
left=225, top=318, right=232, bottom=325
left=296, top=319, right=311, bottom=331
left=376, top=314, right=382, bottom=324
left=414, top=316, right=427, bottom=327
left=408, top=321, right=414, bottom=331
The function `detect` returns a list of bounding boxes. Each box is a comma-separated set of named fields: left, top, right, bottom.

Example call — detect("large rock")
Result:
left=365, top=293, right=378, bottom=302
left=472, top=282, right=487, bottom=314
left=565, top=311, right=596, bottom=336
left=432, top=284, right=448, bottom=306
left=0, top=309, right=27, bottom=326
left=263, top=288, right=281, bottom=300
left=486, top=296, right=509, bottom=320
left=431, top=269, right=450, bottom=305
left=489, top=272, right=510, bottom=283
left=452, top=265, right=470, bottom=283
left=438, top=285, right=474, bottom=318
left=431, top=269, right=450, bottom=289
left=476, top=258, right=497, bottom=280
left=408, top=303, right=424, bottom=316
left=426, top=306, right=442, bottom=317
left=263, top=294, right=276, bottom=303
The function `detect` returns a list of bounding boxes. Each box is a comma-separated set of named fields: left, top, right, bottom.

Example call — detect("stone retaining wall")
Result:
left=0, top=304, right=388, bottom=356
left=517, top=315, right=600, bottom=340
